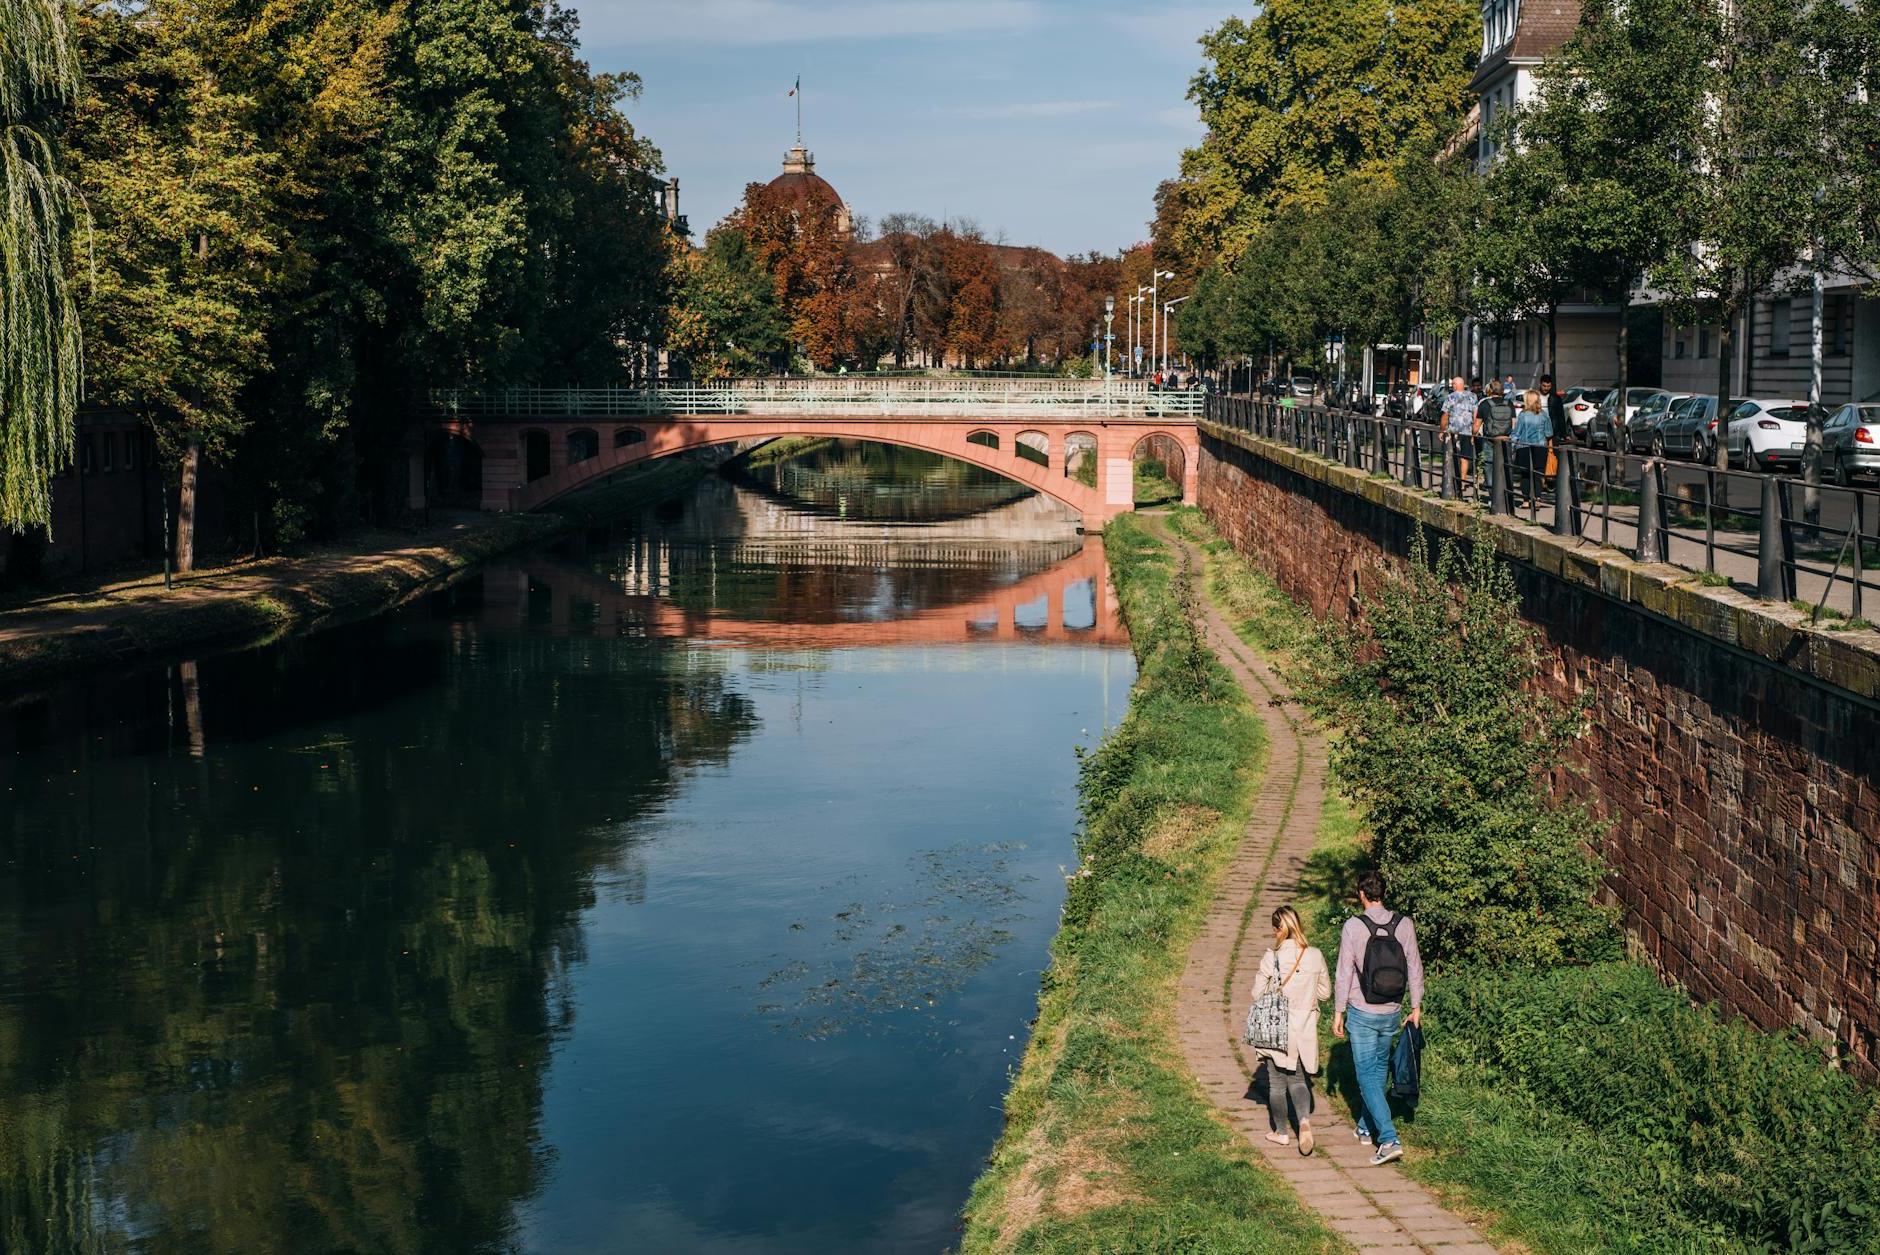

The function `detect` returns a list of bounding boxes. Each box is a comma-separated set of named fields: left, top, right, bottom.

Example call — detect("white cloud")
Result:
left=949, top=99, right=1117, bottom=120
left=593, top=0, right=1046, bottom=46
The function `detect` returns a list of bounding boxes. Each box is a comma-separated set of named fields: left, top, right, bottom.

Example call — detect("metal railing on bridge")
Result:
left=1206, top=394, right=1880, bottom=622
left=430, top=380, right=1204, bottom=421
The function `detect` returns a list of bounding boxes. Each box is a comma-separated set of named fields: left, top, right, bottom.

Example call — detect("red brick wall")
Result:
left=1199, top=430, right=1880, bottom=1075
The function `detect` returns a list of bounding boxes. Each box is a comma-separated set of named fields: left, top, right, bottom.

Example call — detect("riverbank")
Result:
left=957, top=513, right=1339, bottom=1253
left=0, top=512, right=569, bottom=695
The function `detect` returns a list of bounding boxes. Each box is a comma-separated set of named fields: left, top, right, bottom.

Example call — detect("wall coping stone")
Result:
left=1201, top=419, right=1880, bottom=706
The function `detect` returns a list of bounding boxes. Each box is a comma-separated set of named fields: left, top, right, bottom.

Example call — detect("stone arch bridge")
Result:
left=420, top=379, right=1202, bottom=527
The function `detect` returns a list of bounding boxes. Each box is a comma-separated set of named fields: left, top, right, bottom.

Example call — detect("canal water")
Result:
left=0, top=445, right=1131, bottom=1254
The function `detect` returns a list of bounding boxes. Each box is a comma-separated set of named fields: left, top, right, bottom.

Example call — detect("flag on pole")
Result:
left=787, top=77, right=798, bottom=97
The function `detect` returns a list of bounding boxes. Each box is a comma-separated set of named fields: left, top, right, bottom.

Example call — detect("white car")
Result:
left=1724, top=398, right=1811, bottom=471
left=1563, top=387, right=1608, bottom=433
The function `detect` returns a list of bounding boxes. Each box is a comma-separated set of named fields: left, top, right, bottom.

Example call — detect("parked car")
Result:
left=1822, top=403, right=1880, bottom=483
left=1623, top=391, right=1693, bottom=454
left=1619, top=387, right=1667, bottom=423
left=1656, top=395, right=1748, bottom=462
left=1723, top=398, right=1811, bottom=471
left=1288, top=375, right=1318, bottom=398
left=1564, top=387, right=1611, bottom=434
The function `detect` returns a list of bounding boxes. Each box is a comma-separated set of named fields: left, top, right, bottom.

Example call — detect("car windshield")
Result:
left=1627, top=389, right=1660, bottom=403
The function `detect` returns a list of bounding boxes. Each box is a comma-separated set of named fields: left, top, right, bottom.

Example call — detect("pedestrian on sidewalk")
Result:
left=1333, top=870, right=1424, bottom=1167
left=1439, top=375, right=1477, bottom=482
left=1539, top=374, right=1570, bottom=445
left=1476, top=380, right=1515, bottom=500
left=1512, top=388, right=1552, bottom=508
left=1254, top=906, right=1332, bottom=1156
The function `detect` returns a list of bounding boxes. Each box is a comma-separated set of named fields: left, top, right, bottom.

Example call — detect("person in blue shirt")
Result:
left=1511, top=388, right=1552, bottom=508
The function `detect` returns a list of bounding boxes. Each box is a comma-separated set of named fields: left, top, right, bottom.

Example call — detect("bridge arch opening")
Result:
left=426, top=432, right=484, bottom=508
left=614, top=427, right=646, bottom=449
left=1062, top=432, right=1097, bottom=487
left=1014, top=430, right=1050, bottom=469
left=522, top=430, right=550, bottom=483
left=568, top=428, right=600, bottom=465
left=1132, top=432, right=1187, bottom=506
left=966, top=430, right=1000, bottom=451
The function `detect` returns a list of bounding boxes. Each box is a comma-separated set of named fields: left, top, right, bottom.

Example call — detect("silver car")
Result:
left=1822, top=403, right=1880, bottom=483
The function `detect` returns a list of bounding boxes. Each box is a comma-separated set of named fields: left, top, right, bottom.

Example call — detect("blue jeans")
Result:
left=1346, top=1006, right=1400, bottom=1147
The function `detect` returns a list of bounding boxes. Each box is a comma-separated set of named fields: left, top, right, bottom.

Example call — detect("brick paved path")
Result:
left=1149, top=516, right=1499, bottom=1254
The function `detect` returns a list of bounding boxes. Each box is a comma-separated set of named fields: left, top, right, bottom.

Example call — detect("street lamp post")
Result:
left=1134, top=284, right=1152, bottom=376
left=1149, top=270, right=1173, bottom=380
left=1162, top=296, right=1191, bottom=375
left=1104, top=296, right=1116, bottom=382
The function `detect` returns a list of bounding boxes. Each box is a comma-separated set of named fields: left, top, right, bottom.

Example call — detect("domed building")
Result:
left=766, top=145, right=852, bottom=239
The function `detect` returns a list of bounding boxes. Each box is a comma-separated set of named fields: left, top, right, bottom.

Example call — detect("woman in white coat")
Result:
left=1254, top=905, right=1332, bottom=1154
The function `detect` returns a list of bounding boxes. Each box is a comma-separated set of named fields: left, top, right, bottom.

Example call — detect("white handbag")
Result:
left=1244, top=948, right=1303, bottom=1051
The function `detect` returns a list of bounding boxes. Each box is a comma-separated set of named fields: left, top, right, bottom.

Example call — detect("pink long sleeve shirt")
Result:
left=1334, top=904, right=1425, bottom=1016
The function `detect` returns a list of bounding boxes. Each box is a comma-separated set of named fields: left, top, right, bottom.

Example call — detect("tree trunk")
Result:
left=1546, top=303, right=1558, bottom=384
left=1804, top=266, right=1824, bottom=523
left=175, top=437, right=202, bottom=573
left=1615, top=283, right=1631, bottom=452
left=1715, top=286, right=1737, bottom=475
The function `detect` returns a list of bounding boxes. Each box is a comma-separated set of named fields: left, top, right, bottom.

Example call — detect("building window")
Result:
left=1673, top=325, right=1688, bottom=359
left=1828, top=294, right=1852, bottom=356
left=80, top=434, right=95, bottom=474
left=125, top=430, right=138, bottom=470
left=1698, top=325, right=1712, bottom=358
left=1768, top=299, right=1792, bottom=357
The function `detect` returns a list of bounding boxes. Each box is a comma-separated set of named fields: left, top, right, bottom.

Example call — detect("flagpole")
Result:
left=796, top=75, right=802, bottom=147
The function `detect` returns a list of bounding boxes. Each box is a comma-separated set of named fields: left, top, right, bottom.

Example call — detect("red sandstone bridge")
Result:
left=420, top=378, right=1202, bottom=526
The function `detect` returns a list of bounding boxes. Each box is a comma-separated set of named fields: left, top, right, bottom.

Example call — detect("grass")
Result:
left=1135, top=458, right=1183, bottom=507
left=957, top=512, right=1341, bottom=1255
left=1174, top=503, right=1880, bottom=1254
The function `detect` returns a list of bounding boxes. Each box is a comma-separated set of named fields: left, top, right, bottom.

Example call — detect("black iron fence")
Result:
left=1204, top=394, right=1880, bottom=622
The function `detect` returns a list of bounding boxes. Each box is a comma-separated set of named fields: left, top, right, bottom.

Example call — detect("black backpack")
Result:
left=1478, top=396, right=1515, bottom=438
left=1357, top=913, right=1410, bottom=1003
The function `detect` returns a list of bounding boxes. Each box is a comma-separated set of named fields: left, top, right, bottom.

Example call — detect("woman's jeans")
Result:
left=1515, top=442, right=1547, bottom=505
left=1345, top=1006, right=1400, bottom=1147
left=1266, top=1061, right=1312, bottom=1134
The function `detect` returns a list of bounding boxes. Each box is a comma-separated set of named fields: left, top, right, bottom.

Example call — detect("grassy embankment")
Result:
left=958, top=512, right=1340, bottom=1254
left=1173, top=505, right=1880, bottom=1255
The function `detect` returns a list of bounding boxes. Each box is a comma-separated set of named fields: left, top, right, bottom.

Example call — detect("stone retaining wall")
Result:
left=1197, top=422, right=1880, bottom=1075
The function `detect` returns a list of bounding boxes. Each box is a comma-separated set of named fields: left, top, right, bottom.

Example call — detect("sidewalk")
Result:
left=1150, top=516, right=1499, bottom=1254
left=0, top=512, right=569, bottom=693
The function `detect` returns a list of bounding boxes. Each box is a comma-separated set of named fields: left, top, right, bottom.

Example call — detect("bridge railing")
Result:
left=430, top=382, right=1203, bottom=421
left=1205, top=393, right=1880, bottom=620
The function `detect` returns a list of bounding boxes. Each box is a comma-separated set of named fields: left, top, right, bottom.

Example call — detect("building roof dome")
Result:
left=765, top=146, right=850, bottom=235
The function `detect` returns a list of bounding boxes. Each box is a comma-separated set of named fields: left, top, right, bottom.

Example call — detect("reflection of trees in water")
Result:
left=753, top=842, right=1034, bottom=1041
left=0, top=597, right=759, bottom=1253
left=732, top=439, right=1037, bottom=523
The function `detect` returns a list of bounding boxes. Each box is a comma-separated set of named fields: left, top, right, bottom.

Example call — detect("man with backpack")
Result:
left=1333, top=870, right=1424, bottom=1166
left=1475, top=380, right=1516, bottom=501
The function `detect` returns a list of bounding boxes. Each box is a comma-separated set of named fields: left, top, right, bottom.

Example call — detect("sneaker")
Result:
left=1355, top=1129, right=1372, bottom=1146
left=1370, top=1142, right=1404, bottom=1167
left=1297, top=1122, right=1315, bottom=1156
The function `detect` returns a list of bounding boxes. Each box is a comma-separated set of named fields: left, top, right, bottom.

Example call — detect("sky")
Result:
left=572, top=1, right=1239, bottom=256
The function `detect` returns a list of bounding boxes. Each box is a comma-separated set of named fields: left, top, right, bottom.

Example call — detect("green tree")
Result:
left=0, top=0, right=82, bottom=532
left=667, top=229, right=788, bottom=379
left=1299, top=526, right=1619, bottom=967
left=72, top=0, right=284, bottom=569
left=1164, top=0, right=1479, bottom=267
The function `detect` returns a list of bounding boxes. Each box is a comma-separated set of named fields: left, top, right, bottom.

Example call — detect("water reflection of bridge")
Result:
left=473, top=540, right=1122, bottom=647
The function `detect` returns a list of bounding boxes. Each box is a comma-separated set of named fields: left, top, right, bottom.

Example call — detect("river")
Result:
left=0, top=443, right=1132, bottom=1254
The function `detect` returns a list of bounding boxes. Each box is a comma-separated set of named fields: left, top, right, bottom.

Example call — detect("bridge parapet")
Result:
left=429, top=381, right=1202, bottom=421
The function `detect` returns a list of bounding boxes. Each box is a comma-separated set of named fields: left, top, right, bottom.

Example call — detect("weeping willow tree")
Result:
left=0, top=0, right=83, bottom=533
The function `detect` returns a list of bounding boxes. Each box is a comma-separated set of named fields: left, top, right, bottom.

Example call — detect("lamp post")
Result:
left=1134, top=284, right=1152, bottom=376
left=1162, top=296, right=1191, bottom=375
left=1104, top=296, right=1116, bottom=382
left=1149, top=270, right=1173, bottom=380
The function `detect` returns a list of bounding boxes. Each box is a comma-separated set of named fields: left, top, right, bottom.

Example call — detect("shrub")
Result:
left=1429, top=963, right=1880, bottom=1252
left=1297, top=523, right=1618, bottom=966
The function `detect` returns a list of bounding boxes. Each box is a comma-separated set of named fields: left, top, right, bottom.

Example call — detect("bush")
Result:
left=1297, top=523, right=1618, bottom=966
left=1429, top=963, right=1880, bottom=1252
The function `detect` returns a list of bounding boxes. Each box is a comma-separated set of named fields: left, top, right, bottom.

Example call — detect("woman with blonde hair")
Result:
left=1512, top=387, right=1552, bottom=509
left=1254, top=905, right=1332, bottom=1154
